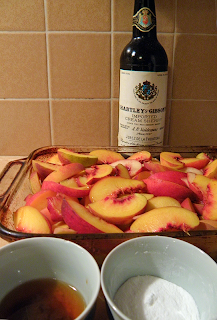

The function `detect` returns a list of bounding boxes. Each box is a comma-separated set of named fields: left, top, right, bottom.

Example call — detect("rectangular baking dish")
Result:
left=1, top=145, right=217, bottom=266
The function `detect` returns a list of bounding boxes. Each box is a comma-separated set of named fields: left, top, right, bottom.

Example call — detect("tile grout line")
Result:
left=44, top=0, right=53, bottom=145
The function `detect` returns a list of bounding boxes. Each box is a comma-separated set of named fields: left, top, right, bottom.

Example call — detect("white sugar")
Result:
left=114, top=275, right=200, bottom=320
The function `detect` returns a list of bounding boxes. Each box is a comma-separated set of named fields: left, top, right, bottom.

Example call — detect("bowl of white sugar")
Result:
left=101, top=236, right=217, bottom=320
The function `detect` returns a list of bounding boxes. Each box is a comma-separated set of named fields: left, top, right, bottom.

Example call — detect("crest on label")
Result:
left=134, top=80, right=158, bottom=102
left=133, top=7, right=156, bottom=32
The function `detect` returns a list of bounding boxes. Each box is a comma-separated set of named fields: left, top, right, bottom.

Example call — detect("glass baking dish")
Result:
left=1, top=145, right=217, bottom=266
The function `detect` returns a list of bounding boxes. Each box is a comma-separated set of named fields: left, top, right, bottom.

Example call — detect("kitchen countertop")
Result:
left=0, top=156, right=111, bottom=320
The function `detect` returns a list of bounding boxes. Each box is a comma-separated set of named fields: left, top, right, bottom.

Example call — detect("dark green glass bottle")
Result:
left=118, top=0, right=168, bottom=146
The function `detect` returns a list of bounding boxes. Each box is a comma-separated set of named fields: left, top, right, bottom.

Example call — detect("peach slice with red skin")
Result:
left=60, top=177, right=79, bottom=188
left=85, top=164, right=113, bottom=184
left=44, top=163, right=84, bottom=183
left=186, top=173, right=211, bottom=200
left=145, top=196, right=181, bottom=212
left=133, top=170, right=151, bottom=180
left=29, top=170, right=41, bottom=194
left=128, top=151, right=151, bottom=162
left=203, top=159, right=217, bottom=178
left=181, top=197, right=196, bottom=213
left=180, top=157, right=209, bottom=169
left=114, top=164, right=131, bottom=179
left=202, top=179, right=217, bottom=220
left=110, top=159, right=142, bottom=177
left=147, top=171, right=187, bottom=187
left=57, top=148, right=98, bottom=167
left=62, top=199, right=123, bottom=233
left=160, top=152, right=184, bottom=170
left=130, top=206, right=199, bottom=232
left=143, top=160, right=171, bottom=173
left=32, top=160, right=59, bottom=181
left=14, top=206, right=51, bottom=234
left=143, top=177, right=196, bottom=203
left=42, top=180, right=90, bottom=198
left=89, top=176, right=146, bottom=203
left=52, top=221, right=77, bottom=234
left=25, top=189, right=56, bottom=211
left=47, top=154, right=62, bottom=165
left=89, top=149, right=124, bottom=164
left=88, top=193, right=147, bottom=225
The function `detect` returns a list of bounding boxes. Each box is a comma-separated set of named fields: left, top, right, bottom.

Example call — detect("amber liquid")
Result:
left=0, top=278, right=86, bottom=320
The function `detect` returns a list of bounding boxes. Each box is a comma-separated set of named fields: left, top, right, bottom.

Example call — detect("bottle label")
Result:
left=118, top=70, right=168, bottom=146
left=133, top=7, right=156, bottom=32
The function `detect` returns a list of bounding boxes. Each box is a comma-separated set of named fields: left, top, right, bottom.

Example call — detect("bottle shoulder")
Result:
left=120, top=37, right=168, bottom=71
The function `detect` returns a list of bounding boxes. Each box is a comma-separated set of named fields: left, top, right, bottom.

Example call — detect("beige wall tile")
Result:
left=0, top=0, right=45, bottom=31
left=48, top=33, right=111, bottom=99
left=0, top=100, right=51, bottom=155
left=51, top=100, right=110, bottom=146
left=0, top=33, right=48, bottom=99
left=173, top=34, right=217, bottom=100
left=168, top=101, right=217, bottom=146
left=46, top=0, right=111, bottom=31
left=177, top=0, right=217, bottom=34
left=112, top=33, right=174, bottom=99
left=113, top=0, right=175, bottom=32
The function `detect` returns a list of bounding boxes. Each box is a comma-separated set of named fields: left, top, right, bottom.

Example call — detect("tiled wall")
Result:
left=0, top=0, right=217, bottom=156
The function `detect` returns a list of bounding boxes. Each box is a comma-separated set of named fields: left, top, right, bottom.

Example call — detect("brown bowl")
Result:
left=1, top=145, right=217, bottom=266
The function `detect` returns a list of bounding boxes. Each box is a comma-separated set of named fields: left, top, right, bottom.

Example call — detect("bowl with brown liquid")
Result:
left=0, top=237, right=100, bottom=320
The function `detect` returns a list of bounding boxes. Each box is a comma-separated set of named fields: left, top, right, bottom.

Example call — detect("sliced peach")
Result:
left=52, top=221, right=77, bottom=234
left=110, top=159, right=142, bottom=177
left=147, top=171, right=187, bottom=187
left=143, top=177, right=196, bottom=203
left=179, top=157, right=209, bottom=169
left=14, top=206, right=51, bottom=234
left=130, top=206, right=199, bottom=232
left=88, top=193, right=147, bottom=225
left=42, top=180, right=90, bottom=198
left=160, top=152, right=184, bottom=170
left=32, top=160, right=59, bottom=180
left=85, top=164, right=113, bottom=184
left=145, top=196, right=181, bottom=212
left=44, top=162, right=84, bottom=183
left=60, top=177, right=79, bottom=188
left=196, top=152, right=212, bottom=161
left=47, top=195, right=64, bottom=222
left=193, top=203, right=204, bottom=216
left=57, top=148, right=98, bottom=167
left=89, top=149, right=124, bottom=164
left=47, top=153, right=63, bottom=165
left=203, top=159, right=217, bottom=178
left=143, top=160, right=171, bottom=173
left=132, top=170, right=151, bottom=180
left=202, top=179, right=217, bottom=220
left=187, top=173, right=211, bottom=200
left=114, top=163, right=131, bottom=179
left=141, top=193, right=154, bottom=201
left=25, top=189, right=56, bottom=211
left=29, top=170, right=41, bottom=194
left=128, top=151, right=151, bottom=162
left=62, top=199, right=123, bottom=233
left=89, top=176, right=146, bottom=203
left=181, top=197, right=196, bottom=213
left=194, top=219, right=217, bottom=230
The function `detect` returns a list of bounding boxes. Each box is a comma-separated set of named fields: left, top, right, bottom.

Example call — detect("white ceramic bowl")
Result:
left=101, top=236, right=217, bottom=320
left=0, top=237, right=100, bottom=320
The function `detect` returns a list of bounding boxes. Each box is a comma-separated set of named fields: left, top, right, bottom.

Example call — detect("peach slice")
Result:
left=89, top=149, right=124, bottom=164
left=47, top=195, right=79, bottom=222
left=133, top=170, right=151, bottom=180
left=160, top=152, right=184, bottom=170
left=130, top=206, right=199, bottom=232
left=89, top=176, right=146, bottom=203
left=196, top=152, right=212, bottom=161
left=76, top=175, right=88, bottom=187
left=179, top=157, right=209, bottom=169
left=147, top=171, right=187, bottom=187
left=193, top=219, right=217, bottom=230
left=203, top=159, right=217, bottom=178
left=143, top=160, right=171, bottom=173
left=57, top=148, right=98, bottom=167
left=85, top=164, right=113, bottom=184
left=128, top=151, right=151, bottom=162
left=29, top=170, right=41, bottom=194
left=143, top=177, right=196, bottom=203
left=14, top=206, right=51, bottom=234
left=62, top=199, right=123, bottom=233
left=32, top=160, right=59, bottom=180
left=47, top=153, right=63, bottom=165
left=186, top=173, right=211, bottom=200
left=202, top=179, right=217, bottom=220
left=52, top=221, right=77, bottom=234
left=114, top=164, right=131, bottom=179
left=145, top=196, right=181, bottom=212
left=42, top=180, right=90, bottom=198
left=88, top=193, right=147, bottom=225
left=44, top=163, right=84, bottom=183
left=60, top=177, right=79, bottom=188
left=181, top=197, right=196, bottom=213
left=141, top=193, right=154, bottom=201
left=25, top=189, right=56, bottom=211
left=110, top=159, right=142, bottom=177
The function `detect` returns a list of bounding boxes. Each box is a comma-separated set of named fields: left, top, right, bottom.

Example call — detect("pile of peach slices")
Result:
left=13, top=148, right=217, bottom=234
